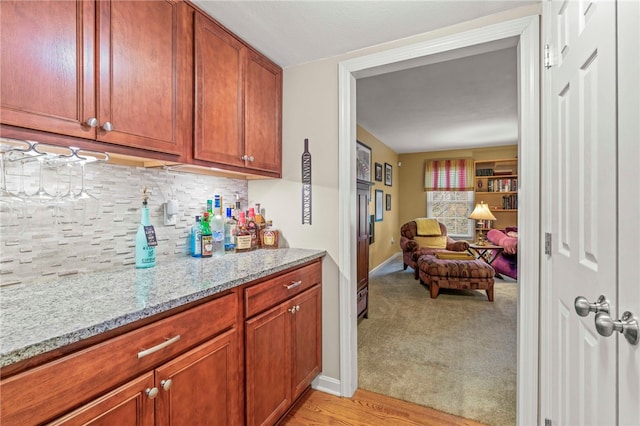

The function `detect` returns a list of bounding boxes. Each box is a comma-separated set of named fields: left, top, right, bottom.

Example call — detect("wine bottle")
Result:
left=200, top=212, right=213, bottom=257
left=135, top=187, right=157, bottom=268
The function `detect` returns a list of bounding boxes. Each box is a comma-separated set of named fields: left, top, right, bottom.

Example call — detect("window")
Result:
left=426, top=191, right=475, bottom=238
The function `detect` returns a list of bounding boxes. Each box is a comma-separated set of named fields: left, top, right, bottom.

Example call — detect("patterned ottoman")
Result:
left=417, top=255, right=495, bottom=301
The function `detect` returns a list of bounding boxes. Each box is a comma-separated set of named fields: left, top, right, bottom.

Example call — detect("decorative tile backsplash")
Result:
left=0, top=155, right=248, bottom=286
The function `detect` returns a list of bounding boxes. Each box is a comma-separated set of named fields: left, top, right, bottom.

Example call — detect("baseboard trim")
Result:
left=370, top=252, right=401, bottom=275
left=312, top=374, right=342, bottom=396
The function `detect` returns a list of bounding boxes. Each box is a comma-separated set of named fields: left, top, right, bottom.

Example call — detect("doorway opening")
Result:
left=337, top=15, right=540, bottom=425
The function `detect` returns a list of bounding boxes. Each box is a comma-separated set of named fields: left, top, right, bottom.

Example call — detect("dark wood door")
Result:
left=291, top=286, right=322, bottom=399
left=155, top=329, right=241, bottom=426
left=0, top=0, right=96, bottom=139
left=244, top=51, right=282, bottom=175
left=96, top=0, right=188, bottom=155
left=48, top=373, right=155, bottom=426
left=192, top=12, right=245, bottom=167
left=245, top=302, right=292, bottom=426
left=356, top=182, right=370, bottom=318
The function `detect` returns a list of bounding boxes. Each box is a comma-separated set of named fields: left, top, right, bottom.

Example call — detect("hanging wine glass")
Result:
left=74, top=149, right=109, bottom=225
left=31, top=143, right=73, bottom=224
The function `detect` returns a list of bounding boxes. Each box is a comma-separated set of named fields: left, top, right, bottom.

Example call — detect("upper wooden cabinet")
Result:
left=1, top=0, right=189, bottom=158
left=0, top=1, right=97, bottom=140
left=95, top=0, right=190, bottom=156
left=191, top=10, right=282, bottom=177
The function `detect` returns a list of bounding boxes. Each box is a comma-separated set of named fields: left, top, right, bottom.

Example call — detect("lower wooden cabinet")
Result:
left=244, top=269, right=322, bottom=426
left=50, top=329, right=240, bottom=426
left=0, top=260, right=323, bottom=426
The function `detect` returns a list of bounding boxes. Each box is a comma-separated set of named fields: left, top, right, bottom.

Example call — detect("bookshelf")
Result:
left=473, top=158, right=518, bottom=242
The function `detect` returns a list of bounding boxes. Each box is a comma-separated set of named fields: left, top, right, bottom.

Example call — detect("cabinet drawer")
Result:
left=245, top=261, right=321, bottom=318
left=1, top=292, right=237, bottom=425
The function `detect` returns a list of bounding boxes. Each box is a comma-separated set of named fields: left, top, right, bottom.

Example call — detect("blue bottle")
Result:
left=135, top=189, right=156, bottom=268
left=190, top=215, right=202, bottom=257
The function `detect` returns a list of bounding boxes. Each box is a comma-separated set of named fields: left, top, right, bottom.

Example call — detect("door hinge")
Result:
left=545, top=232, right=552, bottom=256
left=544, top=44, right=553, bottom=69
left=545, top=418, right=552, bottom=426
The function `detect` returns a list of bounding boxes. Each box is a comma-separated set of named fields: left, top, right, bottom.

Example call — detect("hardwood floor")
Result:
left=279, top=389, right=486, bottom=426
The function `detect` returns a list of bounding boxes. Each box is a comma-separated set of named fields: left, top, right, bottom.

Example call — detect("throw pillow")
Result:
left=415, top=218, right=441, bottom=236
left=414, top=235, right=447, bottom=249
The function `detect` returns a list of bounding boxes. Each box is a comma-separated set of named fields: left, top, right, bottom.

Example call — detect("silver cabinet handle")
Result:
left=574, top=295, right=609, bottom=317
left=595, top=311, right=639, bottom=345
left=86, top=117, right=99, bottom=128
left=161, top=379, right=173, bottom=391
left=247, top=155, right=254, bottom=162
left=146, top=387, right=159, bottom=399
left=137, top=335, right=181, bottom=358
left=101, top=121, right=113, bottom=132
left=285, top=280, right=302, bottom=290
left=241, top=155, right=255, bottom=162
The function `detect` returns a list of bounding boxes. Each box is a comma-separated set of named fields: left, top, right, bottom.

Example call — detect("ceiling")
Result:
left=192, top=1, right=537, bottom=153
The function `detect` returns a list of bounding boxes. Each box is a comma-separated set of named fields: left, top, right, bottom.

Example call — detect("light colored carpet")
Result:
left=357, top=255, right=517, bottom=426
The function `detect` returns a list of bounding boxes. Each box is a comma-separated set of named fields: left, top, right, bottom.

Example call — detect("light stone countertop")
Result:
left=0, top=248, right=325, bottom=369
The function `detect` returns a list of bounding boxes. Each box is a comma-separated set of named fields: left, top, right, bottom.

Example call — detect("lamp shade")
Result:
left=469, top=201, right=496, bottom=221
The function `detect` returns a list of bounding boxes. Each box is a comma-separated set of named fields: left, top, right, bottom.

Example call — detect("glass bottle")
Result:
left=200, top=212, right=213, bottom=258
left=247, top=207, right=259, bottom=250
left=235, top=211, right=252, bottom=253
left=224, top=207, right=237, bottom=253
left=260, top=220, right=279, bottom=249
left=190, top=215, right=202, bottom=257
left=211, top=195, right=225, bottom=257
left=135, top=189, right=156, bottom=268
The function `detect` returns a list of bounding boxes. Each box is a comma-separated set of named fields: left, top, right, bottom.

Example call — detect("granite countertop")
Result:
left=0, top=248, right=325, bottom=369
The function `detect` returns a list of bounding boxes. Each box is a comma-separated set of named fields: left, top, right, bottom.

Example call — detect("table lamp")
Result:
left=469, top=201, right=496, bottom=245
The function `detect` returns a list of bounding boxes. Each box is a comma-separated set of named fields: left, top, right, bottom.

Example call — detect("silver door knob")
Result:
left=574, top=295, right=609, bottom=317
left=101, top=121, right=113, bottom=132
left=595, top=311, right=639, bottom=345
left=247, top=155, right=254, bottom=162
left=146, top=387, right=159, bottom=399
left=86, top=117, right=99, bottom=128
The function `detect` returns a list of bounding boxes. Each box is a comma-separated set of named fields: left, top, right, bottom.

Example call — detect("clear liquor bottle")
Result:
left=224, top=207, right=237, bottom=253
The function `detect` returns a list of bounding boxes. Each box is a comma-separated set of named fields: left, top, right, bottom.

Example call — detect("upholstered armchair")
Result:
left=400, top=220, right=470, bottom=278
left=486, top=227, right=518, bottom=280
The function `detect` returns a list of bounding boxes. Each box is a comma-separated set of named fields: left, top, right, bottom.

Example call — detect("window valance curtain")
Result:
left=424, top=158, right=474, bottom=191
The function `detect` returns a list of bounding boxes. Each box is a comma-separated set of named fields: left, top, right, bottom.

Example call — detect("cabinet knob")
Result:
left=146, top=387, right=159, bottom=399
left=161, top=378, right=173, bottom=391
left=85, top=117, right=99, bottom=128
left=241, top=155, right=255, bottom=162
left=248, top=155, right=254, bottom=162
left=101, top=121, right=114, bottom=132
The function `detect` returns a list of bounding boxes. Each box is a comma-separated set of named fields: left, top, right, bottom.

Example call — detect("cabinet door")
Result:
left=291, top=285, right=322, bottom=399
left=245, top=303, right=292, bottom=426
left=49, top=373, right=155, bottom=426
left=0, top=0, right=96, bottom=139
left=155, top=329, right=241, bottom=426
left=244, top=51, right=282, bottom=175
left=96, top=0, right=187, bottom=155
left=192, top=12, right=245, bottom=167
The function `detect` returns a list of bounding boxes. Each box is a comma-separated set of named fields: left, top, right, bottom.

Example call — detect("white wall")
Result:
left=249, top=3, right=541, bottom=386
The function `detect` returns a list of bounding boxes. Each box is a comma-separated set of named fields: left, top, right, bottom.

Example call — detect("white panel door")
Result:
left=543, top=1, right=618, bottom=425
left=617, top=1, right=640, bottom=424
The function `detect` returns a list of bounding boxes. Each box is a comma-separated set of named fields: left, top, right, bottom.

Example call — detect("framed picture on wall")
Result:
left=356, top=141, right=372, bottom=182
left=375, top=189, right=383, bottom=221
left=386, top=193, right=391, bottom=211
left=384, top=162, right=392, bottom=186
left=374, top=163, right=383, bottom=181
